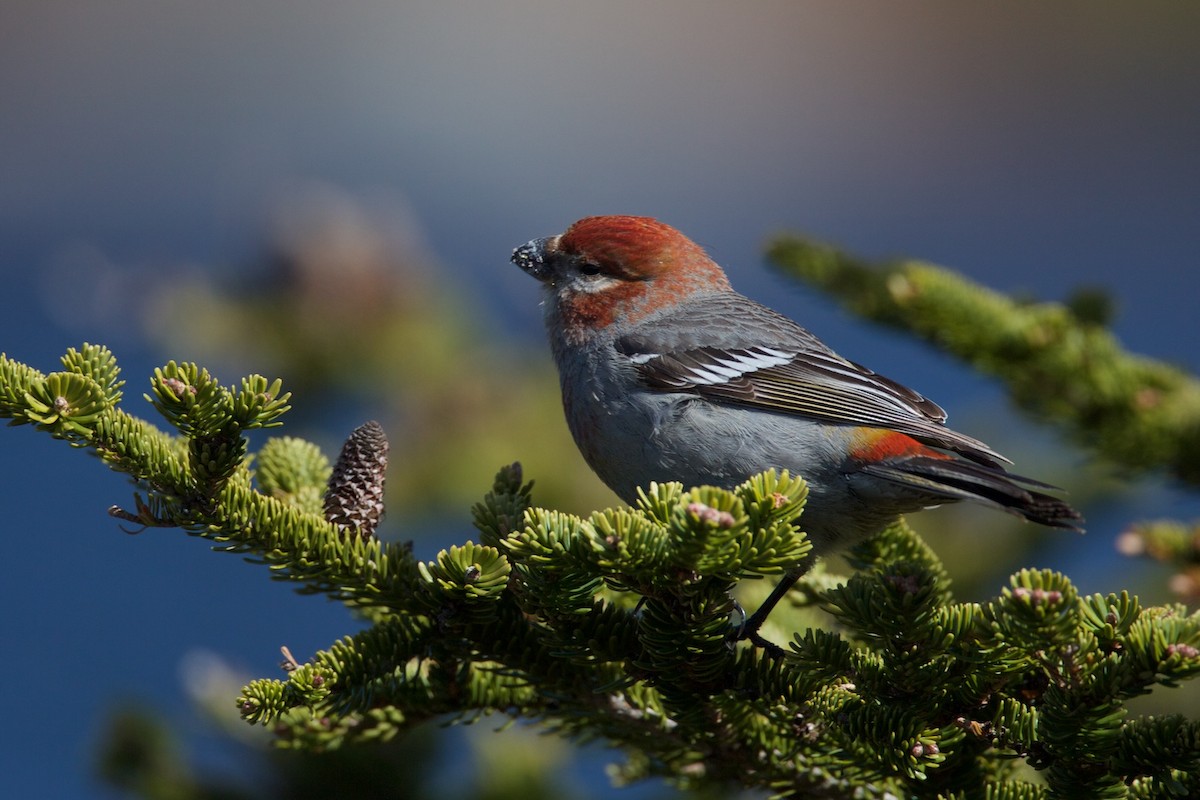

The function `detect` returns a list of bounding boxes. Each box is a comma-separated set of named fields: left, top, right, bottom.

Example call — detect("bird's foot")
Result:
left=728, top=601, right=786, bottom=659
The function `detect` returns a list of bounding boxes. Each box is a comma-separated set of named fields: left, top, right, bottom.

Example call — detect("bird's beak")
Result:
left=512, top=236, right=556, bottom=283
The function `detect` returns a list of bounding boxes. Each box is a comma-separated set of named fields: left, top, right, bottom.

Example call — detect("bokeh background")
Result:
left=3, top=3, right=1199, bottom=798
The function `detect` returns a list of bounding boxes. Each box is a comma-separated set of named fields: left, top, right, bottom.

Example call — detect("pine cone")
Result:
left=323, top=420, right=389, bottom=539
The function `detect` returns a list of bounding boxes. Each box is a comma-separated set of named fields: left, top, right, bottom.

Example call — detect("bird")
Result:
left=511, top=215, right=1082, bottom=644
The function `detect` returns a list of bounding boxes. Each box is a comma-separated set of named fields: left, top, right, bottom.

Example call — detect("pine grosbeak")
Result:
left=512, top=215, right=1082, bottom=641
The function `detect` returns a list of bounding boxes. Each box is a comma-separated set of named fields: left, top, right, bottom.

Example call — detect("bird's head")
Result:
left=512, top=215, right=731, bottom=344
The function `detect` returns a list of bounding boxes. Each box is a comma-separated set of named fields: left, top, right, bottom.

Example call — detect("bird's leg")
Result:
left=735, top=569, right=803, bottom=655
left=729, top=598, right=746, bottom=629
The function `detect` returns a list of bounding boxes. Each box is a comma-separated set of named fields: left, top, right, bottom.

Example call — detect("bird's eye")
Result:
left=578, top=261, right=603, bottom=277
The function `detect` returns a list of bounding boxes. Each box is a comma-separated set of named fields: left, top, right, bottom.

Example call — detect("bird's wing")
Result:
left=615, top=295, right=1009, bottom=466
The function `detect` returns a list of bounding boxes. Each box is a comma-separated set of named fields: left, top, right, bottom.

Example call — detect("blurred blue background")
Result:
left=2, top=3, right=1199, bottom=797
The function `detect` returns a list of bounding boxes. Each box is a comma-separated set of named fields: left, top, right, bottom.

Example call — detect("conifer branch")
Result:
left=4, top=341, right=1200, bottom=799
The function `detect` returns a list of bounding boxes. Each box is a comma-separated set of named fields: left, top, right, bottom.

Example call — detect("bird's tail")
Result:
left=861, top=456, right=1084, bottom=531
